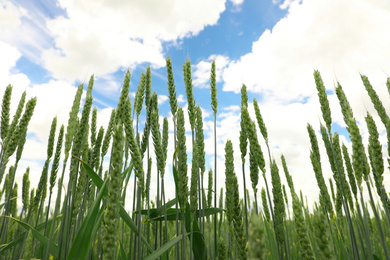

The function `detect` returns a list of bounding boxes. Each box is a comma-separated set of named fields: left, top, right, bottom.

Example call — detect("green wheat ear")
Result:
left=103, top=123, right=124, bottom=259
left=253, top=98, right=268, bottom=142
left=210, top=60, right=218, bottom=115
left=22, top=167, right=30, bottom=214
left=196, top=106, right=205, bottom=174
left=16, top=97, right=37, bottom=162
left=161, top=117, right=169, bottom=176
left=281, top=155, right=295, bottom=194
left=1, top=85, right=12, bottom=142
left=207, top=169, right=213, bottom=208
left=247, top=212, right=266, bottom=260
left=366, top=112, right=390, bottom=210
left=292, top=192, right=314, bottom=260
left=361, top=74, right=390, bottom=127
left=314, top=70, right=332, bottom=132
left=313, top=208, right=332, bottom=259
left=342, top=143, right=358, bottom=201
left=261, top=187, right=270, bottom=221
left=116, top=70, right=131, bottom=123
left=225, top=140, right=235, bottom=230
left=240, top=85, right=248, bottom=162
left=50, top=124, right=64, bottom=193
left=225, top=139, right=247, bottom=258
left=90, top=107, right=97, bottom=145
left=151, top=109, right=162, bottom=170
left=176, top=107, right=188, bottom=207
left=64, top=84, right=83, bottom=160
left=122, top=96, right=144, bottom=197
left=183, top=60, right=196, bottom=130
left=217, top=239, right=227, bottom=260
left=270, top=160, right=285, bottom=245
left=190, top=139, right=199, bottom=216
left=3, top=90, right=26, bottom=162
left=332, top=132, right=354, bottom=209
left=134, top=72, right=146, bottom=119
left=336, top=82, right=369, bottom=186
left=307, top=124, right=333, bottom=214
left=166, top=57, right=177, bottom=117
left=145, top=66, right=151, bottom=110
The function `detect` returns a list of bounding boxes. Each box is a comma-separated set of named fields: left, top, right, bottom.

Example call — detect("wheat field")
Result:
left=0, top=58, right=389, bottom=259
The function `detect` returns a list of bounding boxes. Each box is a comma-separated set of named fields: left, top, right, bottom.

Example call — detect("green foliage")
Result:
left=102, top=124, right=124, bottom=259
left=261, top=187, right=271, bottom=222
left=1, top=85, right=12, bottom=142
left=166, top=57, right=178, bottom=117
left=1, top=64, right=390, bottom=260
left=176, top=107, right=188, bottom=207
left=253, top=98, right=268, bottom=142
left=292, top=193, right=314, bottom=259
left=314, top=70, right=332, bottom=132
left=247, top=212, right=266, bottom=259
left=210, top=60, right=218, bottom=116
left=271, top=160, right=285, bottom=245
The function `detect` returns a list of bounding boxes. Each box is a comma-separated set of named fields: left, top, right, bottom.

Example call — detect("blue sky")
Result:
left=2, top=0, right=390, bottom=209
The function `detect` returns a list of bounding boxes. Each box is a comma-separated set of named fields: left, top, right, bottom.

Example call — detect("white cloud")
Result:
left=229, top=0, right=244, bottom=12
left=216, top=0, right=390, bottom=207
left=222, top=0, right=390, bottom=100
left=278, top=0, right=302, bottom=9
left=0, top=41, right=21, bottom=78
left=36, top=0, right=227, bottom=81
left=0, top=1, right=22, bottom=31
left=230, top=0, right=244, bottom=6
left=177, top=94, right=186, bottom=104
left=158, top=95, right=169, bottom=105
left=0, top=1, right=53, bottom=63
left=193, top=55, right=230, bottom=88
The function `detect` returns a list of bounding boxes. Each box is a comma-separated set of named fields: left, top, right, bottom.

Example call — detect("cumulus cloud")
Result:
left=158, top=95, right=169, bottom=105
left=193, top=55, right=230, bottom=88
left=177, top=94, right=186, bottom=104
left=222, top=0, right=390, bottom=101
left=0, top=1, right=22, bottom=31
left=230, top=0, right=244, bottom=6
left=37, top=0, right=227, bottom=81
left=0, top=1, right=53, bottom=63
left=207, top=0, right=390, bottom=206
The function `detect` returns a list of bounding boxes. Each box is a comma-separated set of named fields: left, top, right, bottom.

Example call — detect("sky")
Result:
left=1, top=0, right=390, bottom=212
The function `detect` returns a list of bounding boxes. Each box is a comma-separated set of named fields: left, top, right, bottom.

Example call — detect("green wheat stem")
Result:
left=239, top=84, right=249, bottom=238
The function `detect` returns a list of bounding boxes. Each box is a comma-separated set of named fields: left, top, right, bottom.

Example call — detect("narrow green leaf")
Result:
left=171, top=150, right=184, bottom=208
left=144, top=234, right=188, bottom=260
left=118, top=238, right=127, bottom=260
left=135, top=198, right=177, bottom=218
left=185, top=202, right=191, bottom=232
left=150, top=198, right=177, bottom=218
left=264, top=216, right=278, bottom=260
left=0, top=215, right=61, bottom=254
left=67, top=178, right=108, bottom=260
left=192, top=218, right=207, bottom=260
left=1, top=216, right=59, bottom=258
left=147, top=208, right=224, bottom=222
left=79, top=158, right=153, bottom=253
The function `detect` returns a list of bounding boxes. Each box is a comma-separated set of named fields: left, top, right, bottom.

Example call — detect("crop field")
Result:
left=0, top=57, right=390, bottom=259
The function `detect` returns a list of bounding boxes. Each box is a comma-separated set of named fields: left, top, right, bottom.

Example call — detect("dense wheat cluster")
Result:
left=0, top=58, right=390, bottom=259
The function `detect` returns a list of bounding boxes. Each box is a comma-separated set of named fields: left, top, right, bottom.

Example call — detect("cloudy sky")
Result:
left=2, top=0, right=390, bottom=211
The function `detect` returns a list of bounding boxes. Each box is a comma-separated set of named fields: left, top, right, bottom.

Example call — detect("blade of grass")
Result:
left=118, top=238, right=127, bottom=260
left=264, top=215, right=278, bottom=260
left=1, top=215, right=59, bottom=258
left=79, top=158, right=153, bottom=253
left=0, top=214, right=61, bottom=254
left=66, top=178, right=108, bottom=260
left=144, top=233, right=188, bottom=260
